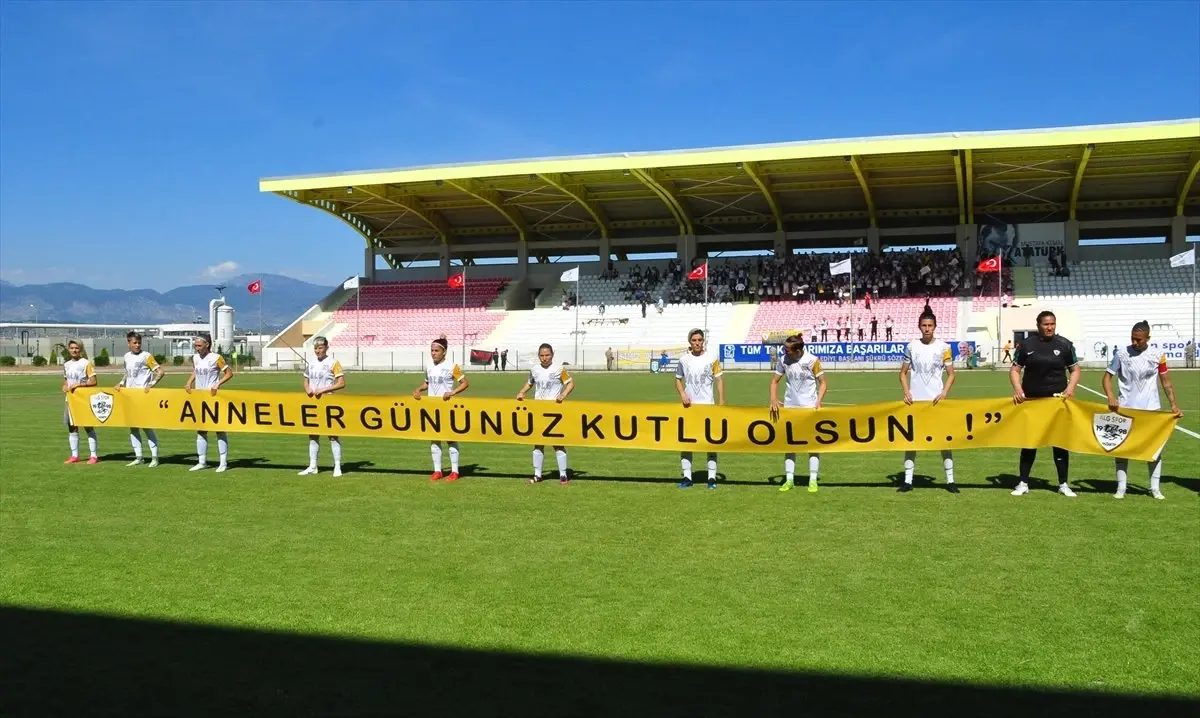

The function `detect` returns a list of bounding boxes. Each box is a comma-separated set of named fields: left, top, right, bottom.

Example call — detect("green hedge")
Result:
left=173, top=355, right=186, bottom=366
left=0, top=356, right=15, bottom=367
left=31, top=355, right=48, bottom=367
left=94, top=348, right=111, bottom=367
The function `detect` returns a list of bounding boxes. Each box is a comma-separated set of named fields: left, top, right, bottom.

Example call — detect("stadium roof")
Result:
left=261, top=119, right=1200, bottom=265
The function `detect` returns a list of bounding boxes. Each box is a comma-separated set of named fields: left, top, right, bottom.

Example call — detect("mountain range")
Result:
left=0, top=274, right=333, bottom=330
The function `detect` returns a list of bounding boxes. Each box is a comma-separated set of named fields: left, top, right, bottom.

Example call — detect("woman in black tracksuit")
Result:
left=1008, top=310, right=1081, bottom=497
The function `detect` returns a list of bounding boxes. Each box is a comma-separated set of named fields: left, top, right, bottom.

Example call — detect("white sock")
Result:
left=431, top=442, right=443, bottom=473
left=942, top=450, right=954, bottom=483
left=903, top=451, right=916, bottom=484
left=196, top=433, right=209, bottom=463
left=809, top=453, right=820, bottom=482
left=681, top=452, right=693, bottom=479
left=555, top=448, right=568, bottom=478
left=130, top=430, right=143, bottom=459
left=706, top=453, right=717, bottom=480
left=448, top=442, right=460, bottom=472
left=1115, top=459, right=1128, bottom=493
left=217, top=433, right=228, bottom=466
left=86, top=430, right=97, bottom=457
left=330, top=439, right=342, bottom=469
left=532, top=447, right=544, bottom=477
left=145, top=429, right=159, bottom=459
left=784, top=453, right=796, bottom=482
left=1148, top=457, right=1162, bottom=492
left=308, top=439, right=319, bottom=468
left=68, top=432, right=80, bottom=457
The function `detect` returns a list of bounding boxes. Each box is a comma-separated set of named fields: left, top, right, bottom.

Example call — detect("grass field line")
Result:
left=1076, top=384, right=1200, bottom=440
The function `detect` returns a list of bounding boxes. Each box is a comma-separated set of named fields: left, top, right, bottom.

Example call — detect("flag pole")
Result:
left=355, top=280, right=361, bottom=369
left=849, top=253, right=854, bottom=344
left=258, top=280, right=263, bottom=371
left=573, top=267, right=580, bottom=368
left=703, top=261, right=709, bottom=339
left=997, top=253, right=1003, bottom=366
left=461, top=266, right=466, bottom=368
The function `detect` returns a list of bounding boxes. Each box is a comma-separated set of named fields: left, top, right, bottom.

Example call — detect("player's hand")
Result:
left=555, top=395, right=565, bottom=403
left=115, top=385, right=123, bottom=392
left=307, top=391, right=315, bottom=398
left=1012, top=388, right=1026, bottom=404
left=62, top=385, right=69, bottom=394
left=932, top=392, right=946, bottom=406
left=1107, top=398, right=1119, bottom=412
left=1061, top=386, right=1076, bottom=400
left=903, top=390, right=913, bottom=406
left=210, top=386, right=219, bottom=397
left=815, top=401, right=822, bottom=411
left=680, top=395, right=692, bottom=408
left=516, top=392, right=525, bottom=401
left=769, top=398, right=781, bottom=414
left=1172, top=405, right=1183, bottom=419
left=442, top=392, right=453, bottom=401
left=185, top=386, right=193, bottom=394
left=412, top=389, right=422, bottom=400
left=144, top=386, right=152, bottom=393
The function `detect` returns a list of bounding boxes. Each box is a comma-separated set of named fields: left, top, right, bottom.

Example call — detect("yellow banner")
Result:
left=67, top=388, right=1176, bottom=460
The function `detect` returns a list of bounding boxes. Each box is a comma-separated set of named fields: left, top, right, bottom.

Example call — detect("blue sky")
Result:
left=1, top=1, right=1197, bottom=291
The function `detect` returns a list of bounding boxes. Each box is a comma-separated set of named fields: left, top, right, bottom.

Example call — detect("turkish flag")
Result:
left=976, top=257, right=1001, bottom=273
left=687, top=263, right=707, bottom=281
left=447, top=273, right=465, bottom=289
left=247, top=280, right=262, bottom=294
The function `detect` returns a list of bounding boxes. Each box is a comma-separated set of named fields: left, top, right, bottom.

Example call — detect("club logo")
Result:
left=89, top=392, right=115, bottom=423
left=1053, top=349, right=1061, bottom=356
left=723, top=344, right=735, bottom=359
left=1092, top=412, right=1132, bottom=452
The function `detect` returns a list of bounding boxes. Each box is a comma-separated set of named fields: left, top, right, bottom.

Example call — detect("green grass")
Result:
left=2, top=368, right=1198, bottom=698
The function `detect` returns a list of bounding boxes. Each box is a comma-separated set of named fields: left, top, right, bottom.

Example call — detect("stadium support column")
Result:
left=867, top=227, right=881, bottom=255
left=598, top=235, right=611, bottom=265
left=772, top=231, right=787, bottom=258
left=1169, top=215, right=1188, bottom=256
left=517, top=241, right=529, bottom=279
left=1064, top=220, right=1081, bottom=264
left=676, top=234, right=696, bottom=269
left=363, top=248, right=375, bottom=283
left=439, top=245, right=451, bottom=279
left=956, top=224, right=977, bottom=260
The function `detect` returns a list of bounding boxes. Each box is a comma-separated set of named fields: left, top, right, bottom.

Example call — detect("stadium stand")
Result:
left=745, top=297, right=960, bottom=343
left=1033, top=258, right=1196, bottom=359
left=331, top=279, right=508, bottom=347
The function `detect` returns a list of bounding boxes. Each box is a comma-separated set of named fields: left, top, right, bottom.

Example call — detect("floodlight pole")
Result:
left=573, top=270, right=580, bottom=368
left=997, top=254, right=1003, bottom=365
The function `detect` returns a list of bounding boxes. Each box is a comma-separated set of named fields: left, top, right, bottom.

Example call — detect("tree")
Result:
left=95, top=348, right=111, bottom=367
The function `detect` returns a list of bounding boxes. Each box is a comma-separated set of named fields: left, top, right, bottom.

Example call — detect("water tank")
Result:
left=216, top=304, right=236, bottom=350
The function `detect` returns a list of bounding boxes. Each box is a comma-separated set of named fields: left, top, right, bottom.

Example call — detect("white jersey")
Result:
left=63, top=357, right=94, bottom=387
left=902, top=339, right=952, bottom=401
left=122, top=351, right=160, bottom=389
left=527, top=362, right=572, bottom=401
left=426, top=360, right=463, bottom=397
left=193, top=352, right=227, bottom=390
left=304, top=356, right=344, bottom=392
left=675, top=351, right=723, bottom=405
left=1107, top=345, right=1167, bottom=410
left=775, top=352, right=823, bottom=408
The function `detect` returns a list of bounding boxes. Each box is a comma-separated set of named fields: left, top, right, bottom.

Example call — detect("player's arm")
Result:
left=303, top=372, right=313, bottom=397
left=1062, top=343, right=1081, bottom=399
left=935, top=349, right=955, bottom=404
left=412, top=379, right=428, bottom=399
left=1102, top=354, right=1120, bottom=410
left=80, top=362, right=96, bottom=389
left=768, top=371, right=783, bottom=412
left=1158, top=357, right=1182, bottom=417
left=1009, top=347, right=1026, bottom=403
left=557, top=369, right=574, bottom=403
left=899, top=346, right=913, bottom=404
left=517, top=370, right=534, bottom=400
left=319, top=362, right=348, bottom=396
left=217, top=361, right=233, bottom=387
left=184, top=365, right=197, bottom=393
left=444, top=366, right=468, bottom=400
left=148, top=357, right=165, bottom=391
left=816, top=372, right=827, bottom=410
left=674, top=361, right=690, bottom=407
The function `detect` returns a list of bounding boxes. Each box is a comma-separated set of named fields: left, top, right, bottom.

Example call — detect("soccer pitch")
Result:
left=2, top=369, right=1198, bottom=714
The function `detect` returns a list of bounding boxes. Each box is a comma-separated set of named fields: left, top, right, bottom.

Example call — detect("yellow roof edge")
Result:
left=259, top=118, right=1200, bottom=193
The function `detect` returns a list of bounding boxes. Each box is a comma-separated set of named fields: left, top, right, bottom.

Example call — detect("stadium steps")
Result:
left=478, top=311, right=527, bottom=348
left=536, top=278, right=565, bottom=307
left=723, top=304, right=759, bottom=345
left=1012, top=267, right=1036, bottom=298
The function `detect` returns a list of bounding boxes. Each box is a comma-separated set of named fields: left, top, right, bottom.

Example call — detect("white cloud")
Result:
left=203, top=261, right=240, bottom=278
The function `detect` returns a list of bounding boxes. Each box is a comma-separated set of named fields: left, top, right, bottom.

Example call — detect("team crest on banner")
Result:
left=1092, top=412, right=1132, bottom=452
left=89, top=392, right=114, bottom=423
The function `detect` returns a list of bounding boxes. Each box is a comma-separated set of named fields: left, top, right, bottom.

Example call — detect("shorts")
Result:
left=63, top=402, right=74, bottom=426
